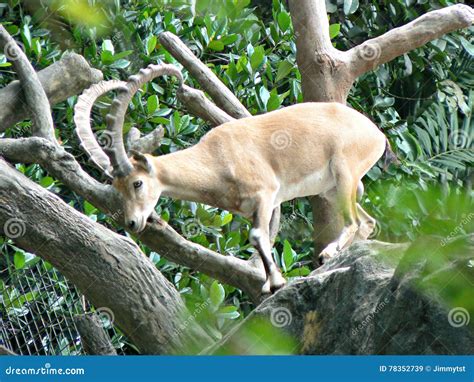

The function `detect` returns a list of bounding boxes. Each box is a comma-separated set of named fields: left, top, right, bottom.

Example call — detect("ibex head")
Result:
left=112, top=152, right=162, bottom=232
left=74, top=64, right=183, bottom=232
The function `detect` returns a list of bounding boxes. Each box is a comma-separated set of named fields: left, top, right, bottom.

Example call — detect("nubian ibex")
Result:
left=74, top=63, right=389, bottom=294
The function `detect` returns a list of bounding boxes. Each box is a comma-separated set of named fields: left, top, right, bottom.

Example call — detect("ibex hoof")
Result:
left=318, top=244, right=338, bottom=266
left=261, top=272, right=286, bottom=295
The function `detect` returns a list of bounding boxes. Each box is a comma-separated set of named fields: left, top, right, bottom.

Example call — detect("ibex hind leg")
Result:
left=250, top=201, right=286, bottom=295
left=351, top=181, right=377, bottom=243
left=318, top=161, right=359, bottom=265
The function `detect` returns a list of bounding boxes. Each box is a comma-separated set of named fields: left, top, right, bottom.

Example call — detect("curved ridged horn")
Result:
left=105, top=63, right=183, bottom=177
left=74, top=80, right=128, bottom=178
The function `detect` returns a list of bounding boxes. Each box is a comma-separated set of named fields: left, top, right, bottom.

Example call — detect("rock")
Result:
left=208, top=238, right=474, bottom=354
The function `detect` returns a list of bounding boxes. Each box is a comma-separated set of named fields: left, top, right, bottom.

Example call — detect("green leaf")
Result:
left=208, top=40, right=225, bottom=51
left=220, top=34, right=238, bottom=46
left=259, top=86, right=270, bottom=108
left=250, top=45, right=265, bottom=71
left=109, top=59, right=130, bottom=69
left=329, top=23, right=341, bottom=39
left=267, top=92, right=281, bottom=112
left=276, top=60, right=293, bottom=82
left=101, top=39, right=114, bottom=54
left=40, top=176, right=54, bottom=188
left=146, top=36, right=157, bottom=56
left=210, top=280, right=225, bottom=307
left=147, top=95, right=159, bottom=115
left=343, top=0, right=359, bottom=15
left=14, top=251, right=25, bottom=270
left=84, top=201, right=97, bottom=216
left=460, top=37, right=474, bottom=56
left=282, top=240, right=295, bottom=271
left=221, top=213, right=233, bottom=226
left=277, top=12, right=291, bottom=32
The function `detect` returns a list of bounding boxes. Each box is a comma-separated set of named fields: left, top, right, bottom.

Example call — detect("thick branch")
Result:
left=75, top=314, right=117, bottom=355
left=128, top=127, right=165, bottom=154
left=159, top=32, right=251, bottom=119
left=0, top=53, right=103, bottom=131
left=289, top=0, right=333, bottom=53
left=0, top=159, right=212, bottom=354
left=349, top=4, right=474, bottom=77
left=0, top=26, right=55, bottom=141
left=177, top=85, right=235, bottom=126
left=0, top=138, right=265, bottom=300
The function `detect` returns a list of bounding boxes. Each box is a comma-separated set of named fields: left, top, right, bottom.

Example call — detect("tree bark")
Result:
left=0, top=159, right=212, bottom=354
left=74, top=314, right=117, bottom=355
left=0, top=53, right=103, bottom=131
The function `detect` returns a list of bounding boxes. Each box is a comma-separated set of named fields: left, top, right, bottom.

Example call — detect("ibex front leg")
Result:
left=250, top=200, right=286, bottom=295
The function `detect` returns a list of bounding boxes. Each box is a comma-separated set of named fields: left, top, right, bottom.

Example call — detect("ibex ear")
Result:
left=129, top=150, right=153, bottom=173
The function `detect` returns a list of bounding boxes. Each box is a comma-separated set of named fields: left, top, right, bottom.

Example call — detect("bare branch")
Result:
left=348, top=4, right=474, bottom=77
left=0, top=25, right=55, bottom=141
left=0, top=53, right=103, bottom=132
left=159, top=32, right=251, bottom=119
left=177, top=85, right=235, bottom=126
left=128, top=127, right=165, bottom=154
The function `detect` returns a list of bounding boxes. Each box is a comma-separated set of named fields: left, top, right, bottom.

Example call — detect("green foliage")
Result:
left=0, top=0, right=472, bottom=353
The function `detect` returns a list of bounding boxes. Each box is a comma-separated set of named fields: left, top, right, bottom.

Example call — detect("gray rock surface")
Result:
left=209, top=239, right=473, bottom=354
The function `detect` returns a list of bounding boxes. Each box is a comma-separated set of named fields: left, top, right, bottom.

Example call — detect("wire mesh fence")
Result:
left=0, top=256, right=129, bottom=355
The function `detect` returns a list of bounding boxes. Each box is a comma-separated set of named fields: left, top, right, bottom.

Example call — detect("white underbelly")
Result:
left=276, top=166, right=335, bottom=204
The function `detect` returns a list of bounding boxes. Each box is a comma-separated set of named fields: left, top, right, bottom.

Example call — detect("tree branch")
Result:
left=177, top=84, right=235, bottom=126
left=74, top=313, right=117, bottom=355
left=348, top=4, right=474, bottom=77
left=159, top=32, right=251, bottom=119
left=0, top=25, right=55, bottom=141
left=0, top=53, right=103, bottom=131
left=128, top=127, right=165, bottom=154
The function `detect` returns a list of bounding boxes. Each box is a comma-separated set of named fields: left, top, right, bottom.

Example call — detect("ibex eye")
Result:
left=133, top=180, right=143, bottom=189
